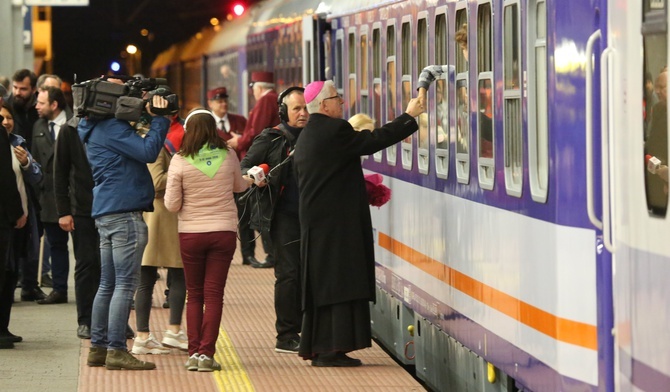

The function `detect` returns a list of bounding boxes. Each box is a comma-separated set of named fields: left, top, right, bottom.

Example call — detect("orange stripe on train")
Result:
left=378, top=232, right=598, bottom=351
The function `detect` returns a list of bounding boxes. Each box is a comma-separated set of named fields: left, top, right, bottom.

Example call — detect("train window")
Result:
left=401, top=19, right=413, bottom=170
left=417, top=15, right=429, bottom=174
left=643, top=2, right=669, bottom=216
left=323, top=32, right=332, bottom=81
left=349, top=30, right=358, bottom=117
left=503, top=1, right=523, bottom=197
left=360, top=28, right=370, bottom=119
left=455, top=8, right=470, bottom=184
left=370, top=26, right=383, bottom=161
left=335, top=31, right=344, bottom=90
left=386, top=23, right=398, bottom=165
left=477, top=2, right=495, bottom=190
left=434, top=11, right=449, bottom=179
left=528, top=0, right=548, bottom=203
left=372, top=25, right=383, bottom=162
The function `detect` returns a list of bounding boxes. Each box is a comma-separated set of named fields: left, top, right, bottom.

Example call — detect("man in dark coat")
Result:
left=30, top=86, right=72, bottom=305
left=206, top=87, right=247, bottom=156
left=293, top=80, right=424, bottom=366
left=240, top=87, right=308, bottom=354
left=7, top=69, right=39, bottom=149
left=53, top=116, right=101, bottom=339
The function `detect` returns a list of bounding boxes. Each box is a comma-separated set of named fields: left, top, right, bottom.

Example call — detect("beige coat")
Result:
left=142, top=148, right=182, bottom=268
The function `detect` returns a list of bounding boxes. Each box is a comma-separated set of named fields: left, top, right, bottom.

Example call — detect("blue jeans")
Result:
left=91, top=212, right=147, bottom=350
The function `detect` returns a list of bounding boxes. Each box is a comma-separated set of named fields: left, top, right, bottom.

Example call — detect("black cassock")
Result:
left=293, top=112, right=418, bottom=358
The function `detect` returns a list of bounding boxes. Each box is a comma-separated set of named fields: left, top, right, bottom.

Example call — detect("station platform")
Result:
left=2, top=242, right=426, bottom=392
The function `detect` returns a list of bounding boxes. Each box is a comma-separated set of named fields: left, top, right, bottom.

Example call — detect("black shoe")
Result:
left=21, top=287, right=47, bottom=301
left=250, top=257, right=274, bottom=269
left=0, top=338, right=14, bottom=349
left=0, top=331, right=23, bottom=343
left=41, top=274, right=53, bottom=288
left=275, top=338, right=299, bottom=353
left=311, top=352, right=362, bottom=367
left=244, top=256, right=265, bottom=267
left=77, top=325, right=91, bottom=339
left=36, top=290, right=68, bottom=305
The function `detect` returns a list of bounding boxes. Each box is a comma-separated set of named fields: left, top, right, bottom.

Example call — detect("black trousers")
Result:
left=0, top=227, right=15, bottom=333
left=270, top=211, right=301, bottom=341
left=72, top=216, right=100, bottom=327
left=236, top=193, right=274, bottom=262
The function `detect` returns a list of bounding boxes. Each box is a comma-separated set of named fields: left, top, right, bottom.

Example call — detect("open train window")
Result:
left=348, top=29, right=357, bottom=119
left=434, top=9, right=449, bottom=179
left=372, top=24, right=383, bottom=162
left=503, top=0, right=523, bottom=197
left=455, top=8, right=470, bottom=184
left=401, top=18, right=413, bottom=171
left=386, top=22, right=398, bottom=166
left=417, top=14, right=429, bottom=175
left=528, top=0, right=548, bottom=203
left=477, top=2, right=494, bottom=190
left=642, top=0, right=669, bottom=217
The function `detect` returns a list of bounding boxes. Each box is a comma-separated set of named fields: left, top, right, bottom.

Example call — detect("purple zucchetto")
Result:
left=304, top=81, right=325, bottom=104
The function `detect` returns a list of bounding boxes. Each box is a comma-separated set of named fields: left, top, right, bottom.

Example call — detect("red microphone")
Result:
left=248, top=163, right=270, bottom=185
left=646, top=154, right=661, bottom=174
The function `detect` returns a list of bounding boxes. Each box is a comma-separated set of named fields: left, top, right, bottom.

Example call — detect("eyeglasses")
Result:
left=322, top=94, right=342, bottom=102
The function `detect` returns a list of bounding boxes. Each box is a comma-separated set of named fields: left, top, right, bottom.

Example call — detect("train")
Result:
left=150, top=1, right=670, bottom=391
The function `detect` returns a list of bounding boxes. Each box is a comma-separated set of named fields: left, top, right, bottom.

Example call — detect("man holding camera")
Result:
left=79, top=80, right=170, bottom=371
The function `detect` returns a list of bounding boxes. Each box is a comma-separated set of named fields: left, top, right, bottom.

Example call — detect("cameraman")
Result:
left=78, top=81, right=170, bottom=371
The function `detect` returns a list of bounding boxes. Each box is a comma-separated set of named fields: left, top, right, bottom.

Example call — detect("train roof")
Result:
left=248, top=0, right=321, bottom=34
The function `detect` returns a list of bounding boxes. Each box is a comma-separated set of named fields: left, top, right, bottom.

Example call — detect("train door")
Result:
left=608, top=1, right=670, bottom=391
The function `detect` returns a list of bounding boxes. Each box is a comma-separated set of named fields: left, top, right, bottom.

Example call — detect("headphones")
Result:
left=184, top=109, right=216, bottom=132
left=277, top=86, right=305, bottom=123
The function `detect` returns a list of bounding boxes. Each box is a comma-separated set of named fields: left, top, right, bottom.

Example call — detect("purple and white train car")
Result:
left=324, top=0, right=617, bottom=391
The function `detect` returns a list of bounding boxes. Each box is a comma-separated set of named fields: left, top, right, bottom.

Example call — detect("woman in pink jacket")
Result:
left=164, top=108, right=249, bottom=372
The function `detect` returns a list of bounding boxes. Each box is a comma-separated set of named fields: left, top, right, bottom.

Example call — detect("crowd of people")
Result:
left=0, top=67, right=426, bottom=370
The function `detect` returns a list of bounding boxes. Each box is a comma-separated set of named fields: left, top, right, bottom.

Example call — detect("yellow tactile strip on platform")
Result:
left=214, top=327, right=255, bottom=391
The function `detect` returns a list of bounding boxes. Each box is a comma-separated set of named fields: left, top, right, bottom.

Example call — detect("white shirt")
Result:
left=50, top=110, right=67, bottom=140
left=213, top=114, right=230, bottom=133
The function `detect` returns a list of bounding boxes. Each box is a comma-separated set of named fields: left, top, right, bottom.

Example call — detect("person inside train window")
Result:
left=645, top=68, right=669, bottom=215
left=293, top=80, right=424, bottom=367
left=456, top=23, right=468, bottom=63
left=479, top=79, right=493, bottom=158
left=349, top=113, right=375, bottom=131
left=644, top=71, right=659, bottom=138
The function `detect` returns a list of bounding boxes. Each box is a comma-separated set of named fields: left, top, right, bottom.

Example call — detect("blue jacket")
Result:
left=77, top=116, right=169, bottom=219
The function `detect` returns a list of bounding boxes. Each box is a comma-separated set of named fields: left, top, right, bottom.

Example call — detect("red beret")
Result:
left=250, top=71, right=274, bottom=84
left=207, top=87, right=228, bottom=100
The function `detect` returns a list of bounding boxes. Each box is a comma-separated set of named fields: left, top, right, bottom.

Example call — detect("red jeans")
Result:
left=179, top=231, right=236, bottom=357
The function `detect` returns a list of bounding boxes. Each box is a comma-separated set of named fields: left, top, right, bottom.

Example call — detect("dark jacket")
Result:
left=240, top=123, right=299, bottom=231
left=293, top=112, right=418, bottom=308
left=0, top=124, right=23, bottom=229
left=54, top=120, right=94, bottom=218
left=77, top=116, right=169, bottom=219
left=31, top=112, right=73, bottom=223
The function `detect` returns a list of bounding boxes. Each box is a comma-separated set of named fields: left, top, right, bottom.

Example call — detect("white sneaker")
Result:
left=131, top=333, right=171, bottom=355
left=161, top=329, right=188, bottom=351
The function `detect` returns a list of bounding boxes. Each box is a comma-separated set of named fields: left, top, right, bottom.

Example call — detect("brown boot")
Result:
left=87, top=347, right=107, bottom=367
left=105, top=349, right=156, bottom=370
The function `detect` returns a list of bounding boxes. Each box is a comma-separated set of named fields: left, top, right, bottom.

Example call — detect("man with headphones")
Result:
left=240, top=86, right=308, bottom=353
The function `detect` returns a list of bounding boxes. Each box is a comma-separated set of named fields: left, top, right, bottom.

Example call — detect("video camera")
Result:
left=72, top=75, right=179, bottom=122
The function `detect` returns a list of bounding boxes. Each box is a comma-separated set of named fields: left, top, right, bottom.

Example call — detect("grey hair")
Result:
left=306, top=80, right=336, bottom=114
left=254, top=81, right=275, bottom=90
left=36, top=74, right=63, bottom=89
